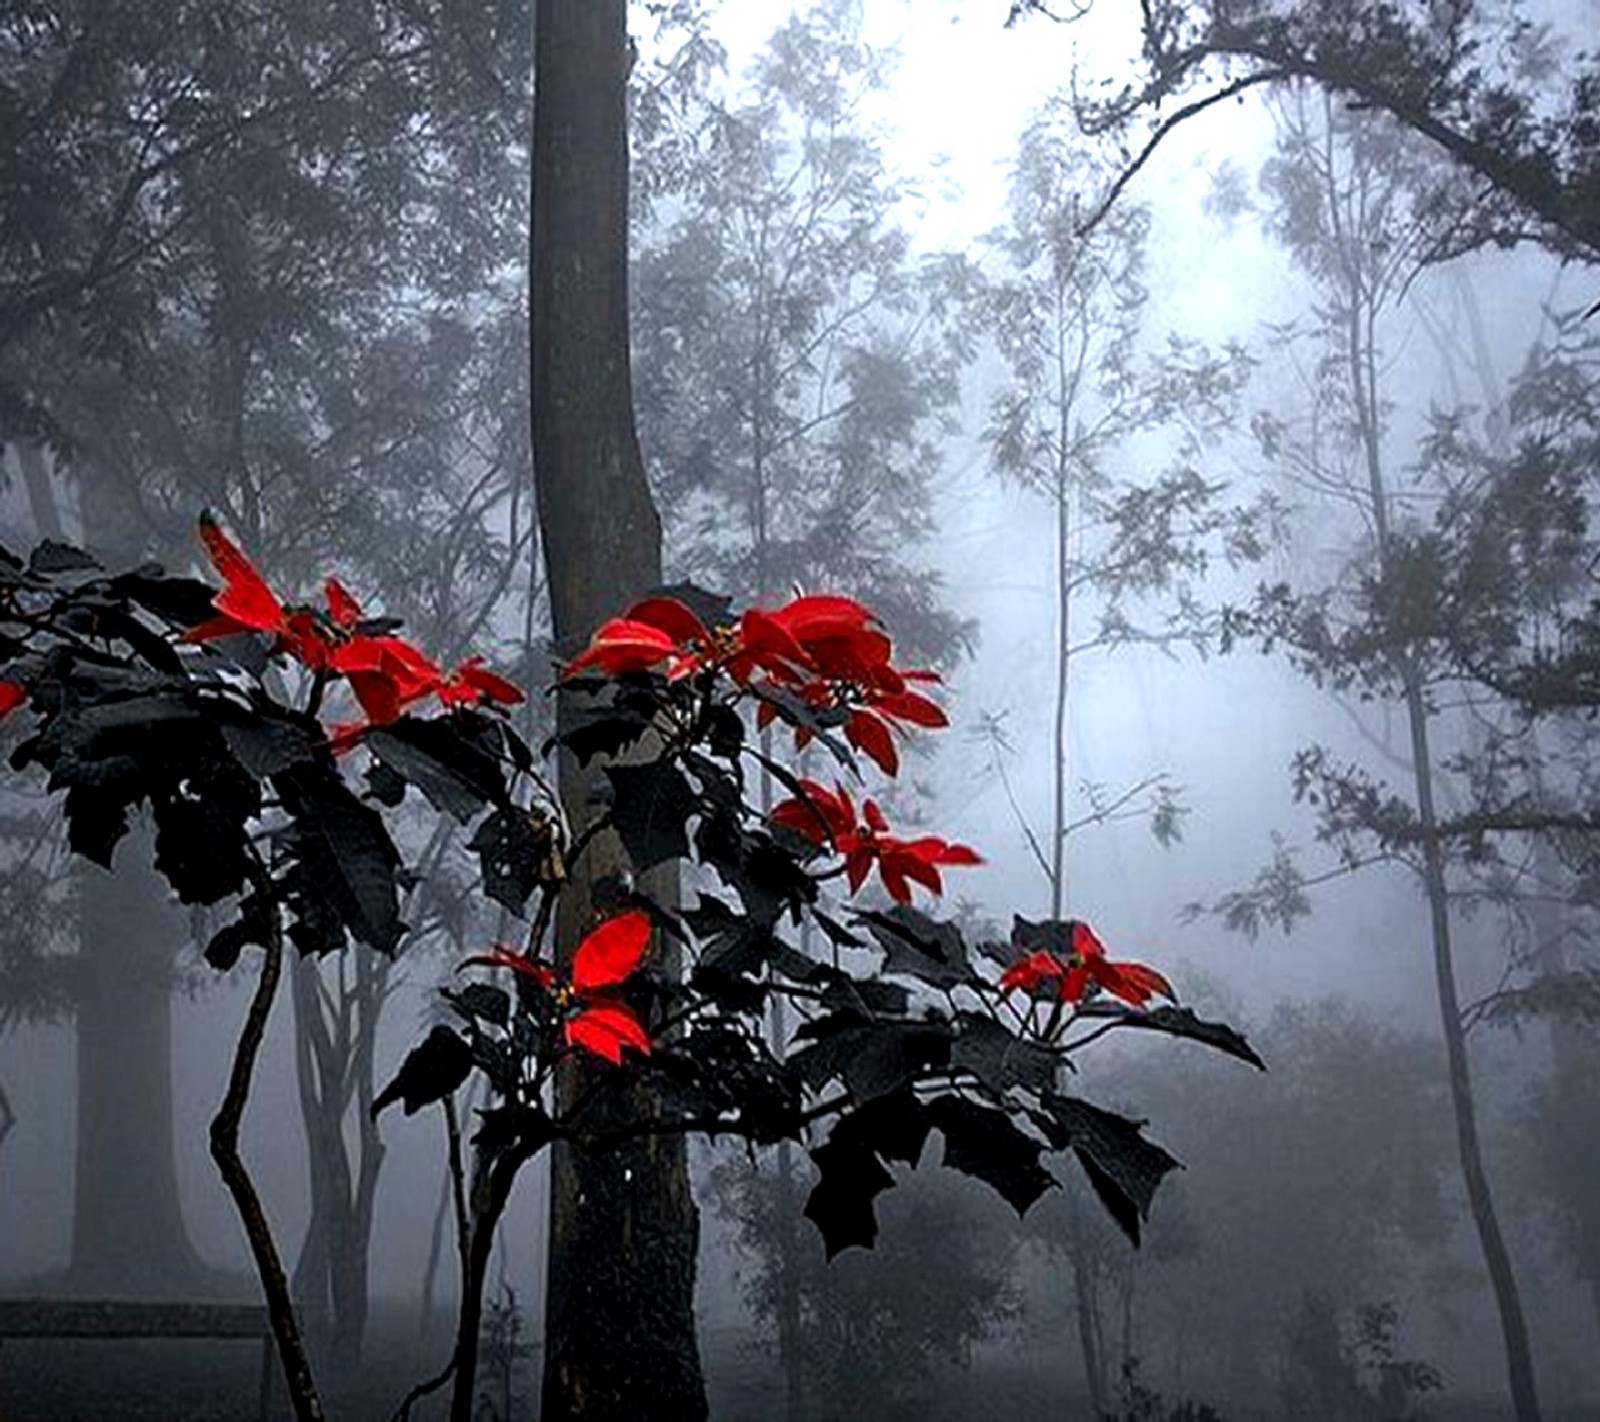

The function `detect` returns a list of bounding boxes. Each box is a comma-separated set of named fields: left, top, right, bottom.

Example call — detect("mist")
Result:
left=1, top=1, right=1597, bottom=1418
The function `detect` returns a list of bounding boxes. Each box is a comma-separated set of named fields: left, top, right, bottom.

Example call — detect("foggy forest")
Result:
left=1, top=1, right=1598, bottom=1419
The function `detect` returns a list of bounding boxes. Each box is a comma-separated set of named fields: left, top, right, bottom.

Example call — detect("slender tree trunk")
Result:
left=1528, top=832, right=1600, bottom=1347
left=1066, top=1190, right=1108, bottom=1417
left=531, top=3, right=706, bottom=1417
left=1341, top=254, right=1542, bottom=1420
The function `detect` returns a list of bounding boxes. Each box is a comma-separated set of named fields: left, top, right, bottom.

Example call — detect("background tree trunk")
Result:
left=531, top=2, right=707, bottom=1418
left=72, top=834, right=206, bottom=1293
left=66, top=456, right=207, bottom=1296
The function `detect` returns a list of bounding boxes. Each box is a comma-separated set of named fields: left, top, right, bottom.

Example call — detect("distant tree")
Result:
left=631, top=11, right=977, bottom=1407
left=1198, top=91, right=1547, bottom=1419
left=976, top=93, right=1265, bottom=1412
left=977, top=94, right=1263, bottom=922
left=1130, top=998, right=1451, bottom=1408
left=713, top=1157, right=1020, bottom=1420
left=632, top=0, right=973, bottom=667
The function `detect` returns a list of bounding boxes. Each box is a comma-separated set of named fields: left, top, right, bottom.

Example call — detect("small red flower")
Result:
left=438, top=656, right=526, bottom=710
left=0, top=681, right=27, bottom=719
left=464, top=911, right=653, bottom=1065
left=770, top=781, right=981, bottom=904
left=564, top=617, right=681, bottom=678
left=330, top=634, right=442, bottom=724
left=998, top=921, right=1173, bottom=1009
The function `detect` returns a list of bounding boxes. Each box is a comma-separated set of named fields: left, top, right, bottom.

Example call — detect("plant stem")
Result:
left=209, top=903, right=324, bottom=1422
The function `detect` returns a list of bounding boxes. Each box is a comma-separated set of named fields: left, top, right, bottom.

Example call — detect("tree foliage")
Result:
left=1010, top=0, right=1600, bottom=265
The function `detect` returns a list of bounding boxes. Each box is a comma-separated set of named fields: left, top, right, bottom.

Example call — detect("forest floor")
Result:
left=0, top=1315, right=1594, bottom=1420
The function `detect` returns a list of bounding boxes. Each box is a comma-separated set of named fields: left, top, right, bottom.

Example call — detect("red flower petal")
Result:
left=0, top=681, right=26, bottom=718
left=1072, top=922, right=1108, bottom=961
left=1093, top=959, right=1174, bottom=1007
left=845, top=710, right=898, bottom=776
left=566, top=1002, right=652, bottom=1063
left=570, top=910, right=651, bottom=992
left=736, top=607, right=813, bottom=677
left=564, top=618, right=679, bottom=677
left=443, top=656, right=525, bottom=708
left=462, top=948, right=556, bottom=988
left=197, top=514, right=288, bottom=635
left=623, top=595, right=711, bottom=647
left=873, top=689, right=948, bottom=729
left=999, top=950, right=1063, bottom=995
left=1058, top=964, right=1091, bottom=1002
left=769, top=594, right=876, bottom=640
left=324, top=578, right=363, bottom=628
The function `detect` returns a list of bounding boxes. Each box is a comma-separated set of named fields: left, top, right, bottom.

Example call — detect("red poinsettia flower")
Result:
left=186, top=517, right=364, bottom=670
left=463, top=910, right=653, bottom=1065
left=329, top=633, right=442, bottom=725
left=0, top=681, right=26, bottom=719
left=770, top=780, right=982, bottom=904
left=998, top=921, right=1173, bottom=1009
left=563, top=594, right=716, bottom=680
left=438, top=656, right=526, bottom=710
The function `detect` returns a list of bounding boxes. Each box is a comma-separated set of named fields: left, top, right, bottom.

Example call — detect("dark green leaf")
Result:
left=470, top=807, right=548, bottom=914
left=276, top=765, right=403, bottom=953
left=366, top=717, right=508, bottom=822
left=607, top=760, right=697, bottom=870
left=373, top=1026, right=473, bottom=1118
left=952, top=1012, right=1061, bottom=1095
left=445, top=983, right=510, bottom=1029
left=856, top=906, right=972, bottom=988
left=29, top=541, right=99, bottom=576
left=1036, top=1092, right=1181, bottom=1246
left=1078, top=1003, right=1266, bottom=1070
left=805, top=1135, right=895, bottom=1257
left=926, top=1094, right=1057, bottom=1215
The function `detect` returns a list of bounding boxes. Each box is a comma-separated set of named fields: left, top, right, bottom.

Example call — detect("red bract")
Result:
left=463, top=911, right=653, bottom=1065
left=187, top=513, right=293, bottom=642
left=0, top=681, right=26, bottom=719
left=998, top=922, right=1173, bottom=1009
left=330, top=634, right=442, bottom=725
left=564, top=616, right=681, bottom=678
left=770, top=781, right=981, bottom=904
left=564, top=594, right=717, bottom=680
left=439, top=656, right=526, bottom=710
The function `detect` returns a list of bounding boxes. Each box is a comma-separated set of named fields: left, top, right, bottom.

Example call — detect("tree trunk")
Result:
left=69, top=462, right=205, bottom=1296
left=531, top=2, right=706, bottom=1418
left=72, top=832, right=206, bottom=1294
left=1338, top=226, right=1542, bottom=1419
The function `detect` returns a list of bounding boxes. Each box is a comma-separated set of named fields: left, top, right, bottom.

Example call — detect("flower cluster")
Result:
left=565, top=590, right=944, bottom=775
left=465, top=910, right=653, bottom=1064
left=769, top=779, right=981, bottom=904
left=185, top=513, right=522, bottom=730
left=999, top=919, right=1173, bottom=1009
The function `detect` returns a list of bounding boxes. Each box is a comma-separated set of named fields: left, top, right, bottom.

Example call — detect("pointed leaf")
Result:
left=373, top=1026, right=473, bottom=1118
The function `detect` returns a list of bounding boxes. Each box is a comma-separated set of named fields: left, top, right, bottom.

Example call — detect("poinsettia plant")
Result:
left=0, top=524, right=1262, bottom=1422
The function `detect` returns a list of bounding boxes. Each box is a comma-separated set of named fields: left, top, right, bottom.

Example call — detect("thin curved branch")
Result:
left=1076, top=70, right=1288, bottom=239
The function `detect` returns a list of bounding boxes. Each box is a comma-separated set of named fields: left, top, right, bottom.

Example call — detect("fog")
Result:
left=1, top=1, right=1597, bottom=1418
